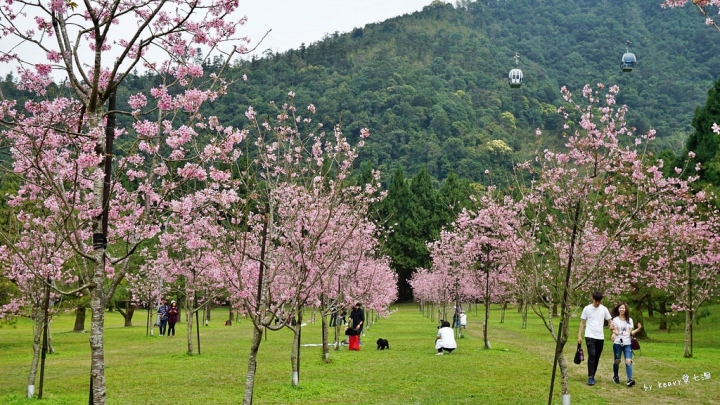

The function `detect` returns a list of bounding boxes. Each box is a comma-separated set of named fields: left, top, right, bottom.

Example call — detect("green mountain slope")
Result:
left=3, top=0, right=718, bottom=186
left=218, top=0, right=720, bottom=185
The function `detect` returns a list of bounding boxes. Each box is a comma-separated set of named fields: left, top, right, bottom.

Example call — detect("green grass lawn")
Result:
left=0, top=303, right=718, bottom=405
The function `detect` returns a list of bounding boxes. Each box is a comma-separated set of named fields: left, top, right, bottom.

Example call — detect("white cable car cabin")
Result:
left=508, top=53, right=523, bottom=88
left=621, top=52, right=636, bottom=72
left=508, top=68, right=523, bottom=88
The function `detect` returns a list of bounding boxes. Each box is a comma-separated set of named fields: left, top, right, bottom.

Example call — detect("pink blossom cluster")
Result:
left=411, top=194, right=530, bottom=308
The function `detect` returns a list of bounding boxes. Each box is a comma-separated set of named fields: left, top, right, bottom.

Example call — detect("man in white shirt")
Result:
left=577, top=291, right=613, bottom=386
left=435, top=320, right=457, bottom=355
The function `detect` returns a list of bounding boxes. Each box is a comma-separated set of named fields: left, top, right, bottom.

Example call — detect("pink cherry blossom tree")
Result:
left=0, top=224, right=73, bottom=398
left=630, top=198, right=720, bottom=357
left=0, top=0, right=251, bottom=402
left=420, top=190, right=529, bottom=348
left=153, top=194, right=233, bottom=354
left=424, top=228, right=472, bottom=323
left=643, top=1, right=720, bottom=358
left=308, top=216, right=396, bottom=362
left=460, top=193, right=528, bottom=349
left=337, top=249, right=398, bottom=334
left=125, top=252, right=166, bottom=336
left=663, top=0, right=720, bottom=33
left=269, top=183, right=386, bottom=384
left=408, top=267, right=447, bottom=321
left=518, top=84, right=699, bottom=404
left=215, top=97, right=390, bottom=403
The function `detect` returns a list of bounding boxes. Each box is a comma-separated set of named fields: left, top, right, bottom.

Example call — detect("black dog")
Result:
left=376, top=338, right=389, bottom=350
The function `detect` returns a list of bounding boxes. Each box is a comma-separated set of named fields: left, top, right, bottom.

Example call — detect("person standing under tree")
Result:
left=452, top=306, right=460, bottom=328
left=610, top=302, right=642, bottom=387
left=340, top=308, right=347, bottom=325
left=157, top=298, right=168, bottom=336
left=349, top=303, right=364, bottom=342
left=167, top=300, right=180, bottom=338
left=577, top=291, right=613, bottom=386
left=330, top=305, right=338, bottom=327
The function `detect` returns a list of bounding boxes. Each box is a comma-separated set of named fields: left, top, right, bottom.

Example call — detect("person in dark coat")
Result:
left=349, top=303, right=364, bottom=337
left=330, top=305, right=338, bottom=327
left=157, top=298, right=168, bottom=336
left=167, top=300, right=180, bottom=337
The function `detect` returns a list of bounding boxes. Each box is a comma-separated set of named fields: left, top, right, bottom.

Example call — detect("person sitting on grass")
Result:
left=435, top=320, right=457, bottom=355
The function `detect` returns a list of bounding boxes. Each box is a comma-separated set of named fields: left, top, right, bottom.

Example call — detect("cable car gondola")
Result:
left=621, top=40, right=636, bottom=72
left=508, top=53, right=523, bottom=88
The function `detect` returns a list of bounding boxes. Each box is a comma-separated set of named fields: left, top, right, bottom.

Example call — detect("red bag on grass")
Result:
left=348, top=335, right=360, bottom=351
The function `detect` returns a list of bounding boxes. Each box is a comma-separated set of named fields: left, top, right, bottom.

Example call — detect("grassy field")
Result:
left=0, top=303, right=718, bottom=405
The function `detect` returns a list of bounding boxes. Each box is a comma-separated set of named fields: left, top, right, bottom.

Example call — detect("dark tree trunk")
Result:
left=73, top=305, right=87, bottom=332
left=115, top=301, right=135, bottom=327
left=633, top=302, right=648, bottom=339
left=659, top=300, right=668, bottom=330
left=243, top=325, right=263, bottom=405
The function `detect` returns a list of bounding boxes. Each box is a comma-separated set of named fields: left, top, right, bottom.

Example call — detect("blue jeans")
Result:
left=613, top=343, right=633, bottom=380
left=159, top=318, right=167, bottom=335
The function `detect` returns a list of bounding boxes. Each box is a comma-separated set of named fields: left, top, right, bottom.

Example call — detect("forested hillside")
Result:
left=213, top=0, right=719, bottom=185
left=2, top=0, right=717, bottom=186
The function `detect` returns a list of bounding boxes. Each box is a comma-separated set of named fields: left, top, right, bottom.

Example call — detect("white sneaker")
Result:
left=436, top=352, right=444, bottom=355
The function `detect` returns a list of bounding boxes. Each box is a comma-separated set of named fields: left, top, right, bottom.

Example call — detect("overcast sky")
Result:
left=0, top=0, right=441, bottom=77
left=239, top=0, right=438, bottom=58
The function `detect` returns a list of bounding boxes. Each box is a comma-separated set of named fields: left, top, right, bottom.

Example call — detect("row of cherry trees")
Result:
left=0, top=1, right=717, bottom=405
left=411, top=84, right=720, bottom=404
left=0, top=2, right=396, bottom=405
left=140, top=104, right=398, bottom=396
left=0, top=87, right=397, bottom=403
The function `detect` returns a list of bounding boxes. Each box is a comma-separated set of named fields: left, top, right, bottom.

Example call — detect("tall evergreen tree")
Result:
left=408, top=166, right=442, bottom=261
left=377, top=166, right=457, bottom=300
left=680, top=77, right=720, bottom=189
left=377, top=167, right=415, bottom=300
left=398, top=167, right=443, bottom=299
left=438, top=170, right=472, bottom=226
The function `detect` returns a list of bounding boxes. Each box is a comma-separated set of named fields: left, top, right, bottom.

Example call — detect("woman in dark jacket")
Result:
left=167, top=300, right=180, bottom=337
left=349, top=303, right=364, bottom=334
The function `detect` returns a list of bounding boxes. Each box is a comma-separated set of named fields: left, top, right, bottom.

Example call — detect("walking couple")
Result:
left=578, top=292, right=642, bottom=387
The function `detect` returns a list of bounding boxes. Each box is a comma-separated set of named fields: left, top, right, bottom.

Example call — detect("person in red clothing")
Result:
left=167, top=300, right=180, bottom=337
left=349, top=303, right=364, bottom=347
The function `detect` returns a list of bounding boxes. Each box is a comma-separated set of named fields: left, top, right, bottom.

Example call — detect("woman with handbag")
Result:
left=610, top=302, right=642, bottom=387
